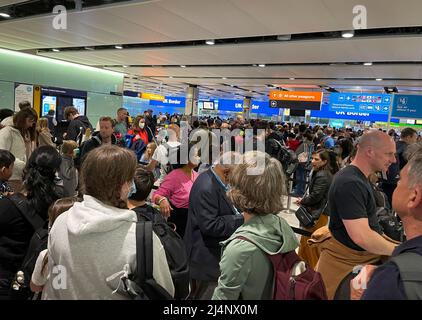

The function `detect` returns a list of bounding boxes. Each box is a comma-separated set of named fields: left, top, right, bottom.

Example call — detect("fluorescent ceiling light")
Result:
left=0, top=48, right=122, bottom=77
left=277, top=34, right=291, bottom=41
left=289, top=78, right=295, bottom=80
left=169, top=76, right=173, bottom=78
left=52, top=48, right=60, bottom=52
left=363, top=62, right=373, bottom=66
left=222, top=77, right=227, bottom=79
left=0, top=13, right=11, bottom=18
left=376, top=78, right=383, bottom=81
left=341, top=30, right=354, bottom=38
left=84, top=47, right=95, bottom=51
left=115, top=45, right=123, bottom=49
left=205, top=40, right=215, bottom=45
left=180, top=65, right=186, bottom=68
left=122, top=65, right=128, bottom=68
left=258, top=64, right=266, bottom=67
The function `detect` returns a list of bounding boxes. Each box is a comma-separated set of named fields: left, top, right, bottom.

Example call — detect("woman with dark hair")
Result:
left=0, top=146, right=62, bottom=299
left=296, top=148, right=339, bottom=268
left=42, top=145, right=174, bottom=299
left=337, top=138, right=354, bottom=168
left=152, top=144, right=200, bottom=238
left=0, top=108, right=38, bottom=191
left=127, top=115, right=149, bottom=146
left=292, top=130, right=315, bottom=197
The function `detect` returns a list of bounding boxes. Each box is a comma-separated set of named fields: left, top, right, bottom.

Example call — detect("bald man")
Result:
left=315, top=130, right=398, bottom=299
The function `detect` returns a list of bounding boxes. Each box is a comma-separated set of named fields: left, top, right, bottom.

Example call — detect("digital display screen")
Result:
left=203, top=101, right=215, bottom=110
left=41, top=95, right=57, bottom=116
left=72, top=98, right=86, bottom=115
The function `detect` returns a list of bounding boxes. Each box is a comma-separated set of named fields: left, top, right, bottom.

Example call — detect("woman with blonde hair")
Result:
left=212, top=151, right=299, bottom=300
left=37, top=118, right=56, bottom=148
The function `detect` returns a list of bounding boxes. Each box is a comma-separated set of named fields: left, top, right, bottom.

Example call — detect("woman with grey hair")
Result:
left=212, top=151, right=299, bottom=300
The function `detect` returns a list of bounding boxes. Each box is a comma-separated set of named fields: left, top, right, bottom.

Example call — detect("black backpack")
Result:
left=272, top=139, right=299, bottom=176
left=391, top=252, right=422, bottom=300
left=372, top=184, right=405, bottom=242
left=7, top=194, right=47, bottom=300
left=130, top=205, right=190, bottom=300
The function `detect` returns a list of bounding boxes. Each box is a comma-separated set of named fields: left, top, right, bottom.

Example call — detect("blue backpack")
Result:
left=125, top=134, right=147, bottom=161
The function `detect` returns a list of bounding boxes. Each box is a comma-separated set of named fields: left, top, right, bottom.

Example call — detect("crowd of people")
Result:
left=0, top=101, right=422, bottom=300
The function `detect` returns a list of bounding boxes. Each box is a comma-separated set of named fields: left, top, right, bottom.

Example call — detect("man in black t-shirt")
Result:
left=316, top=130, right=398, bottom=299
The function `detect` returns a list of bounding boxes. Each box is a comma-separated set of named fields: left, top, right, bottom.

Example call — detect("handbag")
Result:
left=295, top=206, right=316, bottom=229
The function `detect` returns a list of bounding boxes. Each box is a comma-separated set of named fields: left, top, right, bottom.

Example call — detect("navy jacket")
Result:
left=184, top=169, right=244, bottom=281
left=362, top=235, right=422, bottom=300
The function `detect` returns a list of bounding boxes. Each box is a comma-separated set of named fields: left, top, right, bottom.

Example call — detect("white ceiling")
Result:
left=1, top=0, right=422, bottom=99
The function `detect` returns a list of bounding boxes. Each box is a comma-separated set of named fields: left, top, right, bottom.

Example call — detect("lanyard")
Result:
left=210, top=167, right=242, bottom=215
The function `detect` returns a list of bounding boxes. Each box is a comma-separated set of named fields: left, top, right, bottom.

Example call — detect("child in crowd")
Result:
left=30, top=197, right=79, bottom=296
left=127, top=166, right=156, bottom=214
left=59, top=140, right=78, bottom=197
left=0, top=149, right=15, bottom=197
left=140, top=142, right=157, bottom=165
left=37, top=118, right=56, bottom=148
left=140, top=142, right=160, bottom=180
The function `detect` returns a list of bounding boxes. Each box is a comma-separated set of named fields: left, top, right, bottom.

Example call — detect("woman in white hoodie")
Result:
left=42, top=145, right=174, bottom=299
left=0, top=108, right=38, bottom=191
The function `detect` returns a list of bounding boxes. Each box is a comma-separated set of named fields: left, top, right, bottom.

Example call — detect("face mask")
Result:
left=139, top=122, right=145, bottom=129
left=127, top=180, right=137, bottom=199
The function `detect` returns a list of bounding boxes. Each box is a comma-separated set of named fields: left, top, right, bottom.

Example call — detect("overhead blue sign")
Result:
left=209, top=99, right=278, bottom=116
left=149, top=96, right=185, bottom=107
left=311, top=102, right=390, bottom=122
left=329, top=92, right=391, bottom=114
left=391, top=94, right=422, bottom=119
left=123, top=95, right=185, bottom=116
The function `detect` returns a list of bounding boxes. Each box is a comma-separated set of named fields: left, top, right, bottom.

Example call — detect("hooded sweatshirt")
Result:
left=212, top=214, right=298, bottom=300
left=42, top=195, right=174, bottom=300
left=0, top=126, right=27, bottom=180
left=66, top=115, right=93, bottom=142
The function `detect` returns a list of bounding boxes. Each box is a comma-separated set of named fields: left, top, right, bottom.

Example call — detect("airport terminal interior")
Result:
left=1, top=0, right=422, bottom=302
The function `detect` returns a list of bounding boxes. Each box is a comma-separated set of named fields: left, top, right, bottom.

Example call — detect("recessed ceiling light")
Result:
left=115, top=45, right=123, bottom=49
left=180, top=65, right=186, bottom=68
left=169, top=76, right=173, bottom=78
left=341, top=30, right=355, bottom=38
left=0, top=13, right=11, bottom=18
left=258, top=64, right=266, bottom=68
left=205, top=40, right=215, bottom=45
left=363, top=62, right=373, bottom=66
left=222, top=77, right=227, bottom=80
left=276, top=34, right=291, bottom=41
left=289, top=77, right=295, bottom=80
left=52, top=48, right=60, bottom=52
left=122, top=65, right=128, bottom=68
left=84, top=47, right=95, bottom=51
left=376, top=78, right=383, bottom=81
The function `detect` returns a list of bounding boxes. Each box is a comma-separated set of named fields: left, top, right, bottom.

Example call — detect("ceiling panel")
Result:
left=0, top=0, right=27, bottom=5
left=39, top=36, right=422, bottom=66
left=2, top=0, right=422, bottom=50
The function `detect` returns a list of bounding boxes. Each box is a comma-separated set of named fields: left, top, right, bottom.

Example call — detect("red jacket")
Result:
left=127, top=128, right=149, bottom=146
left=287, top=139, right=301, bottom=152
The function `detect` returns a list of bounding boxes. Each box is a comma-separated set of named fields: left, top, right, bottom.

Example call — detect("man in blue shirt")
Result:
left=322, top=127, right=335, bottom=149
left=362, top=146, right=422, bottom=299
